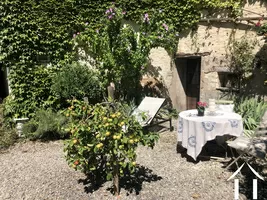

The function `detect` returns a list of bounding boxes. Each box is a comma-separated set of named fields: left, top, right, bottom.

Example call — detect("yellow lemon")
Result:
left=105, top=131, right=111, bottom=136
left=116, top=134, right=121, bottom=140
left=73, top=139, right=78, bottom=144
left=132, top=162, right=136, bottom=166
left=111, top=114, right=116, bottom=118
left=113, top=135, right=117, bottom=140
left=129, top=139, right=134, bottom=144
left=96, top=143, right=103, bottom=148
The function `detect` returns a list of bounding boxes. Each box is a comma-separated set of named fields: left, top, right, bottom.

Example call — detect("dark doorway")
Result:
left=176, top=57, right=201, bottom=110
left=0, top=67, right=8, bottom=102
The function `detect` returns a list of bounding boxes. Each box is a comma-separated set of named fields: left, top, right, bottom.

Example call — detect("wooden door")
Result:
left=186, top=58, right=201, bottom=109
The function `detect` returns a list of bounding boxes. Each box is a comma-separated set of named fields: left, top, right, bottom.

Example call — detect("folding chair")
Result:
left=131, top=97, right=173, bottom=130
left=226, top=128, right=267, bottom=170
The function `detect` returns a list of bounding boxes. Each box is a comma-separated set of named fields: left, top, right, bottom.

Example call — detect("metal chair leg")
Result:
left=225, top=152, right=245, bottom=170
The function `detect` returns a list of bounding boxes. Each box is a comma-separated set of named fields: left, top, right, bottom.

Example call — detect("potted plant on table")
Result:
left=197, top=101, right=207, bottom=116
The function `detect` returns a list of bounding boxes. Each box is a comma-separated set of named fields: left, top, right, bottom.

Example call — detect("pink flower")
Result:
left=105, top=9, right=110, bottom=14
left=163, top=23, right=168, bottom=31
left=73, top=33, right=76, bottom=38
left=256, top=21, right=261, bottom=27
left=122, top=11, right=126, bottom=15
left=85, top=22, right=88, bottom=25
left=197, top=101, right=207, bottom=107
left=144, top=13, right=149, bottom=22
left=108, top=15, right=113, bottom=19
left=77, top=32, right=80, bottom=35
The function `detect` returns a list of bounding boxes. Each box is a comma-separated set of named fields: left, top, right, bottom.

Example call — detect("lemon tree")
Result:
left=63, top=99, right=159, bottom=196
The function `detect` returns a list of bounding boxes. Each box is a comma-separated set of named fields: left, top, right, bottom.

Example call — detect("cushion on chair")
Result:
left=227, top=136, right=251, bottom=151
left=228, top=136, right=267, bottom=159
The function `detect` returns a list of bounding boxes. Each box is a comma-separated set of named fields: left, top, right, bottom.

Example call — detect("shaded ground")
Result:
left=0, top=127, right=236, bottom=200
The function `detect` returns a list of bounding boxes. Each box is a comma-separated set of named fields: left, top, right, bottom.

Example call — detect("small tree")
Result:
left=73, top=5, right=178, bottom=102
left=64, top=99, right=159, bottom=196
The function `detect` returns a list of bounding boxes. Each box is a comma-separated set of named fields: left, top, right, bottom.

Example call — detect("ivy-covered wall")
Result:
left=0, top=0, right=242, bottom=118
left=0, top=0, right=241, bottom=69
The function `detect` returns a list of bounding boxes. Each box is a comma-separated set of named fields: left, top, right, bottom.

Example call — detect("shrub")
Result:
left=51, top=62, right=103, bottom=104
left=0, top=104, right=18, bottom=149
left=234, top=96, right=267, bottom=137
left=23, top=109, right=68, bottom=140
left=3, top=65, right=60, bottom=125
left=63, top=99, right=159, bottom=196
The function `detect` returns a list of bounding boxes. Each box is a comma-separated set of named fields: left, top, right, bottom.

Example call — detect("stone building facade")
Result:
left=148, top=0, right=267, bottom=111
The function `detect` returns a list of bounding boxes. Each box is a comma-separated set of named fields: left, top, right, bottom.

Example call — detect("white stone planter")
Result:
left=13, top=118, right=29, bottom=137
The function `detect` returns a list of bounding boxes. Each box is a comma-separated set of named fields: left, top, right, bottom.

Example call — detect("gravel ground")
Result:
left=0, top=127, right=236, bottom=200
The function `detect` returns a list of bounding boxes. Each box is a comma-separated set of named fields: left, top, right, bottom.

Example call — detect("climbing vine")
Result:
left=0, top=0, right=242, bottom=70
left=0, top=0, right=242, bottom=119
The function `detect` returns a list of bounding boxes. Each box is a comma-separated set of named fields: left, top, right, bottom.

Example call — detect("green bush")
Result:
left=23, top=109, right=68, bottom=140
left=51, top=62, right=103, bottom=104
left=234, top=96, right=267, bottom=137
left=3, top=65, right=61, bottom=125
left=0, top=104, right=18, bottom=150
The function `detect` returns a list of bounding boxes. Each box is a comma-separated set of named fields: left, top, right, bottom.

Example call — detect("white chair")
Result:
left=215, top=100, right=234, bottom=113
left=131, top=97, right=173, bottom=130
left=226, top=127, right=267, bottom=169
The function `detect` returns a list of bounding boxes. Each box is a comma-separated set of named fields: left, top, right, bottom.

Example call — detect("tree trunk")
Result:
left=113, top=163, right=120, bottom=196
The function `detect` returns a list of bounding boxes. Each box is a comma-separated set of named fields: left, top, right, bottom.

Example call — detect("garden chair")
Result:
left=225, top=114, right=267, bottom=170
left=131, top=97, right=173, bottom=131
left=215, top=99, right=234, bottom=113
left=213, top=100, right=235, bottom=147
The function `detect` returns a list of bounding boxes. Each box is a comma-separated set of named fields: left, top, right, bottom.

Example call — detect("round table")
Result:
left=177, top=109, right=243, bottom=160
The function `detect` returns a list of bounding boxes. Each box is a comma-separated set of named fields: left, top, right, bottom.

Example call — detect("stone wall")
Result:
left=148, top=0, right=267, bottom=111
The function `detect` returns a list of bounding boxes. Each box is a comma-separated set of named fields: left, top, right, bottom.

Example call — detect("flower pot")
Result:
left=197, top=109, right=205, bottom=116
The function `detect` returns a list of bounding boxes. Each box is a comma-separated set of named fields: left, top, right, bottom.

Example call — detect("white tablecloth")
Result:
left=177, top=109, right=243, bottom=160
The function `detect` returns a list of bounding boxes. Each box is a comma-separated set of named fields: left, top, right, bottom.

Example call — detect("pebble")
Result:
left=0, top=130, right=236, bottom=200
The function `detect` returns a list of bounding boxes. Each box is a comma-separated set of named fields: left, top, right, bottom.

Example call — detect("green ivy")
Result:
left=0, top=0, right=242, bottom=69
left=3, top=64, right=60, bottom=123
left=0, top=0, right=242, bottom=120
